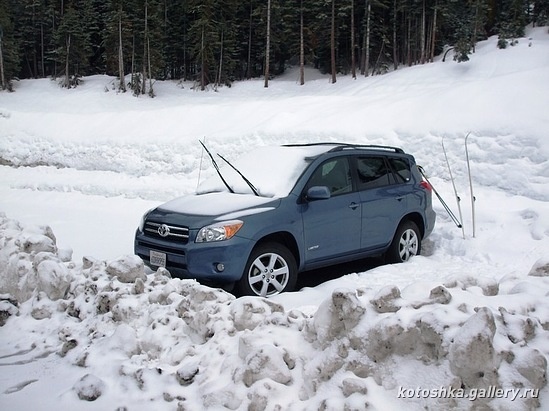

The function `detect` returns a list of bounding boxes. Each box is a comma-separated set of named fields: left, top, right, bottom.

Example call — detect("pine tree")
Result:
left=16, top=0, right=45, bottom=78
left=215, top=0, right=239, bottom=87
left=497, top=0, right=527, bottom=48
left=105, top=0, right=133, bottom=91
left=53, top=1, right=93, bottom=88
left=532, top=0, right=549, bottom=26
left=188, top=0, right=218, bottom=90
left=0, top=1, right=21, bottom=90
left=160, top=0, right=189, bottom=81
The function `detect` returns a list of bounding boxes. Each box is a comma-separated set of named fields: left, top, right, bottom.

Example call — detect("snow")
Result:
left=1, top=26, right=549, bottom=410
left=158, top=192, right=276, bottom=217
left=196, top=144, right=330, bottom=197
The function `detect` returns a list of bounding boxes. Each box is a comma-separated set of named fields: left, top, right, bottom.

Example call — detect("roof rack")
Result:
left=283, top=142, right=405, bottom=154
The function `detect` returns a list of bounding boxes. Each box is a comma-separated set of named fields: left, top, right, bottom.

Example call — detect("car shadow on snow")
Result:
left=296, top=256, right=384, bottom=289
left=296, top=238, right=435, bottom=290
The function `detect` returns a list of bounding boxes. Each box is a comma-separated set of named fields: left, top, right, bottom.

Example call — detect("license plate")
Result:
left=150, top=250, right=166, bottom=267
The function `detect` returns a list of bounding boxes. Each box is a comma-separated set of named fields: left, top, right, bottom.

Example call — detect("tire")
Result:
left=237, top=242, right=297, bottom=297
left=386, top=221, right=422, bottom=263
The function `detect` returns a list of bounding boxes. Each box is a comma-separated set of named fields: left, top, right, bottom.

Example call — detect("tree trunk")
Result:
left=406, top=13, right=412, bottom=67
left=430, top=0, right=438, bottom=62
left=216, top=30, right=224, bottom=90
left=247, top=0, right=253, bottom=79
left=299, top=0, right=305, bottom=85
left=420, top=0, right=426, bottom=64
left=201, top=26, right=206, bottom=91
left=264, top=0, right=271, bottom=88
left=330, top=0, right=336, bottom=83
left=393, top=0, right=398, bottom=70
left=351, top=0, right=356, bottom=79
left=131, top=35, right=136, bottom=92
left=52, top=5, right=57, bottom=78
left=65, top=34, right=70, bottom=88
left=118, top=7, right=126, bottom=92
left=360, top=19, right=366, bottom=75
left=31, top=2, right=38, bottom=78
left=141, top=0, right=148, bottom=95
left=40, top=23, right=45, bottom=77
left=360, top=34, right=365, bottom=75
left=472, top=0, right=479, bottom=53
left=364, top=0, right=371, bottom=77
left=0, top=33, right=6, bottom=90
left=147, top=36, right=153, bottom=96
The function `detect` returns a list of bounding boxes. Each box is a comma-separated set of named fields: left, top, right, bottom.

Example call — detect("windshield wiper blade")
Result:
left=199, top=140, right=234, bottom=194
left=217, top=153, right=260, bottom=196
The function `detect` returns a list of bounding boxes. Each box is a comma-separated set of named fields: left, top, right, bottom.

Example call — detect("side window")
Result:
left=307, top=157, right=352, bottom=196
left=388, top=157, right=411, bottom=184
left=356, top=157, right=392, bottom=190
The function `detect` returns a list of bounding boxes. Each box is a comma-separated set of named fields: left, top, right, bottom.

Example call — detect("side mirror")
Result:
left=306, top=186, right=331, bottom=201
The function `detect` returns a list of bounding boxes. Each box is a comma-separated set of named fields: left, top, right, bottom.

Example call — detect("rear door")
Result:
left=355, top=155, right=410, bottom=250
left=301, top=156, right=362, bottom=263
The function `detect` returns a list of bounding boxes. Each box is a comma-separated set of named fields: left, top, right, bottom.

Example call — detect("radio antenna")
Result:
left=199, top=140, right=234, bottom=193
left=196, top=137, right=206, bottom=190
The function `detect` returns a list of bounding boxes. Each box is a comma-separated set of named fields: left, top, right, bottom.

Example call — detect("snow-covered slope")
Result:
left=0, top=26, right=548, bottom=410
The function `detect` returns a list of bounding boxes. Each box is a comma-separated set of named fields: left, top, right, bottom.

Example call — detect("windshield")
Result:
left=196, top=145, right=330, bottom=198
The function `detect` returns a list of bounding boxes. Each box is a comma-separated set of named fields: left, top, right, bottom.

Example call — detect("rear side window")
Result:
left=387, top=157, right=411, bottom=184
left=356, top=157, right=392, bottom=190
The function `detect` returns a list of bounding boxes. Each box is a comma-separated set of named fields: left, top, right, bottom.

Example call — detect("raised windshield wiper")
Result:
left=199, top=140, right=234, bottom=193
left=217, top=153, right=260, bottom=196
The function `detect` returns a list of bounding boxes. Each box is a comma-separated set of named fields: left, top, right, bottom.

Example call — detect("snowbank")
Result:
left=1, top=214, right=547, bottom=410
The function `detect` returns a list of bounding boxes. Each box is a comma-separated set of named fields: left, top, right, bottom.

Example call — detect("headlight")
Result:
left=196, top=220, right=244, bottom=243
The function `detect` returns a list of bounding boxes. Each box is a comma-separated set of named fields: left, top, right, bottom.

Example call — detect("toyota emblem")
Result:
left=158, top=224, right=170, bottom=237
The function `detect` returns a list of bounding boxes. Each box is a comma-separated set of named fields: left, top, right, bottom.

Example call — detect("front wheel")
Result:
left=237, top=242, right=297, bottom=297
left=386, top=221, right=422, bottom=263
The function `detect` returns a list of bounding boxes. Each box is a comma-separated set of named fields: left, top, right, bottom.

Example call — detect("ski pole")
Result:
left=442, top=137, right=465, bottom=239
left=465, top=133, right=476, bottom=238
left=418, top=166, right=463, bottom=229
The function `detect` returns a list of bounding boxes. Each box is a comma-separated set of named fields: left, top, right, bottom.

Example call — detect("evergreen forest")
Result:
left=0, top=0, right=548, bottom=94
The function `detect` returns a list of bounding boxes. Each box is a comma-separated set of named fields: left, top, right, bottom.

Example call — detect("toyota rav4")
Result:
left=134, top=143, right=436, bottom=297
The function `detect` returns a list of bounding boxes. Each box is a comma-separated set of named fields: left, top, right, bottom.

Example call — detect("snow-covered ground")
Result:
left=0, top=26, right=548, bottom=410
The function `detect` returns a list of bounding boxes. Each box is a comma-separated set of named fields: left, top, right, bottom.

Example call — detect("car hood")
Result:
left=149, top=192, right=280, bottom=228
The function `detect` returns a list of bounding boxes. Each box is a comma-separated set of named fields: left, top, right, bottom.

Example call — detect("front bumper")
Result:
left=134, top=230, right=253, bottom=283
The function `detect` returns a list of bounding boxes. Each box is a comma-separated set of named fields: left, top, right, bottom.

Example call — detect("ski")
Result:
left=442, top=137, right=465, bottom=239
left=464, top=133, right=476, bottom=237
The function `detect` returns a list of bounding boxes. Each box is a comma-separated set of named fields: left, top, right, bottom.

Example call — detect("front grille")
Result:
left=144, top=221, right=189, bottom=243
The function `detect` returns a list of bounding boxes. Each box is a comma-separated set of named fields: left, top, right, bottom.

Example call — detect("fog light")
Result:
left=216, top=263, right=225, bottom=272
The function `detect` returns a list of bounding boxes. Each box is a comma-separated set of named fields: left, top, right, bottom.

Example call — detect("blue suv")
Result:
left=134, top=143, right=435, bottom=297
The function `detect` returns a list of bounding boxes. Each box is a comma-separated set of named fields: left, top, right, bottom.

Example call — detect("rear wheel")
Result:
left=237, top=242, right=297, bottom=297
left=386, top=221, right=422, bottom=263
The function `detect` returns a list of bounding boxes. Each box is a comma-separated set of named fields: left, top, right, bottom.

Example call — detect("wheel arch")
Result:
left=399, top=212, right=425, bottom=238
left=254, top=231, right=301, bottom=269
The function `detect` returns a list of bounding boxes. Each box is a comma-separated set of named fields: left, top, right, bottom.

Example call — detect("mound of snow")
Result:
left=1, top=216, right=548, bottom=410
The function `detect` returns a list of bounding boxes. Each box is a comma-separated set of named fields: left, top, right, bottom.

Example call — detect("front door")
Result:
left=301, top=157, right=361, bottom=263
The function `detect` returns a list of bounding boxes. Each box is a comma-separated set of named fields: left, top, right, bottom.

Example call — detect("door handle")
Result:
left=396, top=196, right=404, bottom=202
left=348, top=202, right=360, bottom=210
